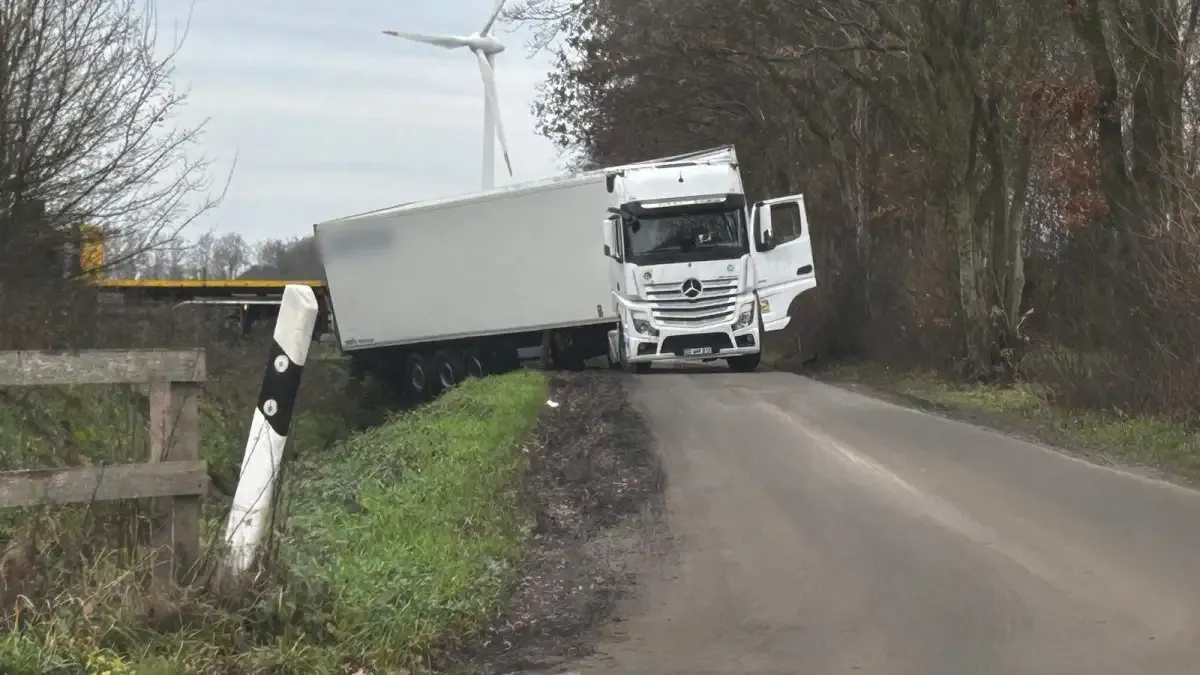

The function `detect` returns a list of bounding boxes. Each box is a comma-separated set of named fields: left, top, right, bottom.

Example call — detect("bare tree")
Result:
left=502, top=0, right=591, bottom=52
left=184, top=229, right=214, bottom=278
left=1066, top=0, right=1200, bottom=231
left=0, top=0, right=227, bottom=282
left=210, top=231, right=249, bottom=279
left=523, top=0, right=1200, bottom=406
left=240, top=235, right=322, bottom=280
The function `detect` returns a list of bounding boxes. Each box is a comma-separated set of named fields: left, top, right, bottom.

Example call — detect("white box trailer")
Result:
left=314, top=172, right=619, bottom=395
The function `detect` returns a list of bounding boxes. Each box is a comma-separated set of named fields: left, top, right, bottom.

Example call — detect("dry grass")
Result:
left=815, top=359, right=1200, bottom=481
left=0, top=285, right=549, bottom=673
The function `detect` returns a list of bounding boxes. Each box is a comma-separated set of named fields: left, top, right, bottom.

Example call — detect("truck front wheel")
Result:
left=606, top=330, right=622, bottom=370
left=617, top=325, right=651, bottom=374
left=727, top=352, right=761, bottom=373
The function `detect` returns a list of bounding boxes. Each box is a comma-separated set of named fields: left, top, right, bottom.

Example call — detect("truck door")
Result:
left=604, top=216, right=624, bottom=315
left=749, top=194, right=817, bottom=332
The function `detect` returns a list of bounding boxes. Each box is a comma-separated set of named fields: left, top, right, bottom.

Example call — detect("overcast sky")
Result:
left=158, top=0, right=566, bottom=241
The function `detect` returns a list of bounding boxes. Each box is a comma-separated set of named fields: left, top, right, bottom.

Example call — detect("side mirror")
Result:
left=755, top=204, right=775, bottom=250
left=603, top=244, right=612, bottom=256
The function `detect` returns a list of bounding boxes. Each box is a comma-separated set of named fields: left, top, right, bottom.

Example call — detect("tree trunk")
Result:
left=952, top=186, right=991, bottom=377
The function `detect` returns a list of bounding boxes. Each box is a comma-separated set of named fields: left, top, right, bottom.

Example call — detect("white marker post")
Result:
left=224, top=284, right=319, bottom=575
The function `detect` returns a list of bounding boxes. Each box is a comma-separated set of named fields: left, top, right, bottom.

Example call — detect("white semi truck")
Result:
left=313, top=146, right=817, bottom=399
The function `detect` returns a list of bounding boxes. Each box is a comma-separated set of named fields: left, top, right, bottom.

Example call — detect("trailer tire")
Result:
left=550, top=330, right=586, bottom=372
left=461, top=346, right=486, bottom=379
left=432, top=349, right=464, bottom=393
left=404, top=352, right=432, bottom=400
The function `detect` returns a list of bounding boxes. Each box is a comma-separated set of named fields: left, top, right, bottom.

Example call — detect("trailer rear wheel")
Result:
left=432, top=349, right=464, bottom=393
left=550, top=330, right=586, bottom=371
left=461, top=346, right=486, bottom=379
left=404, top=352, right=431, bottom=400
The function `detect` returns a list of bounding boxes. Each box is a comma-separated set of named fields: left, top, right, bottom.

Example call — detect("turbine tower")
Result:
left=384, top=0, right=513, bottom=190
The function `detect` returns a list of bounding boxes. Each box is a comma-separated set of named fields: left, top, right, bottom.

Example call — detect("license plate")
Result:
left=683, top=347, right=713, bottom=356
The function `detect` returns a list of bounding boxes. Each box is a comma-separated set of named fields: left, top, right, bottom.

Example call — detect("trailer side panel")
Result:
left=315, top=175, right=616, bottom=351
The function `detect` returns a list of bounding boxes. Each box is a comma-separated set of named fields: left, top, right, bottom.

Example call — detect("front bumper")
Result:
left=626, top=332, right=759, bottom=363
left=619, top=295, right=760, bottom=363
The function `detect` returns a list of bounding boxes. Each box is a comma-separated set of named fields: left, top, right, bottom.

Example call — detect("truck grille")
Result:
left=644, top=275, right=739, bottom=326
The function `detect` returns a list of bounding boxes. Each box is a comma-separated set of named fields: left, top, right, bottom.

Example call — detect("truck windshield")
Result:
left=623, top=208, right=748, bottom=264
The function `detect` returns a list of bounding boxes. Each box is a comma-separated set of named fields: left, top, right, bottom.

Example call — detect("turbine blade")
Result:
left=480, top=0, right=507, bottom=37
left=381, top=30, right=469, bottom=49
left=476, top=52, right=513, bottom=177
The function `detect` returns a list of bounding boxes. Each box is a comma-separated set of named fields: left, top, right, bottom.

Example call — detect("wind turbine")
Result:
left=383, top=0, right=513, bottom=190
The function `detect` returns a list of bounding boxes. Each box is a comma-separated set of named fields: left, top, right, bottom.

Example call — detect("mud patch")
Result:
left=446, top=370, right=665, bottom=674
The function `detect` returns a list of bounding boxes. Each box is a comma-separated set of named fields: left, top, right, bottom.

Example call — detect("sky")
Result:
left=157, top=0, right=567, bottom=241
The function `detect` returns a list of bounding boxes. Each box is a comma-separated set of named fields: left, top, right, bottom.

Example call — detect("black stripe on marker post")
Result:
left=255, top=340, right=305, bottom=436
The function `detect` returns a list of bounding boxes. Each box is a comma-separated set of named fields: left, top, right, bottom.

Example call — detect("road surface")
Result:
left=573, top=369, right=1200, bottom=674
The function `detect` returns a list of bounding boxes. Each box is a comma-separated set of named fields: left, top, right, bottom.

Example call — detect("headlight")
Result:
left=630, top=310, right=658, bottom=337
left=733, top=303, right=755, bottom=329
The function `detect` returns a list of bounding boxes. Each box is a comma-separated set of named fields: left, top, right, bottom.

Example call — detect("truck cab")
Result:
left=601, top=148, right=817, bottom=372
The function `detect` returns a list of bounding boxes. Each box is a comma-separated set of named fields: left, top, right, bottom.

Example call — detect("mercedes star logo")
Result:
left=681, top=278, right=703, bottom=298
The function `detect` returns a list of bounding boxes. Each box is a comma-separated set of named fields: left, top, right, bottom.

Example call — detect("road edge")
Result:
left=445, top=370, right=668, bottom=674
left=770, top=360, right=1200, bottom=491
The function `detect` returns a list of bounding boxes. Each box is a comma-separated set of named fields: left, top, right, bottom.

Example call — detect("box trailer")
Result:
left=314, top=172, right=618, bottom=396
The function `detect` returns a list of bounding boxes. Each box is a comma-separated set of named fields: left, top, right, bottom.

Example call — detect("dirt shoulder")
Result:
left=445, top=370, right=666, bottom=675
left=783, top=359, right=1200, bottom=488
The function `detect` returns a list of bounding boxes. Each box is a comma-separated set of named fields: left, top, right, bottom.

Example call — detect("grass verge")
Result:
left=283, top=370, right=547, bottom=669
left=1, top=368, right=547, bottom=673
left=449, top=371, right=665, bottom=675
left=812, top=360, right=1200, bottom=482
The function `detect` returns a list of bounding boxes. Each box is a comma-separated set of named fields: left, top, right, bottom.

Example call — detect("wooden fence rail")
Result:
left=0, top=349, right=207, bottom=583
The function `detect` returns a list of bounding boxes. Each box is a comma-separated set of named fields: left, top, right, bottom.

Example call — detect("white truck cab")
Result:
left=601, top=147, right=817, bottom=372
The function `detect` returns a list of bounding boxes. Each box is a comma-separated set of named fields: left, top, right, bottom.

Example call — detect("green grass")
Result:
left=0, top=369, right=548, bottom=674
left=820, top=361, right=1200, bottom=479
left=284, top=370, right=546, bottom=667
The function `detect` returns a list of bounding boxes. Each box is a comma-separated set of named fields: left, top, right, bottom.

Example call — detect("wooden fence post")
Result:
left=148, top=378, right=202, bottom=583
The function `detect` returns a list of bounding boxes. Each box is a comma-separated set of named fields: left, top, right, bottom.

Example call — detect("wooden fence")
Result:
left=0, top=349, right=208, bottom=582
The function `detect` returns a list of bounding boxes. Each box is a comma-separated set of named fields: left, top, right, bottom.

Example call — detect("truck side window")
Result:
left=768, top=202, right=803, bottom=245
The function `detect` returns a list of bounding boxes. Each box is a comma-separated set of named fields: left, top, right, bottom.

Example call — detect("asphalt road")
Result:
left=573, top=369, right=1200, bottom=675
